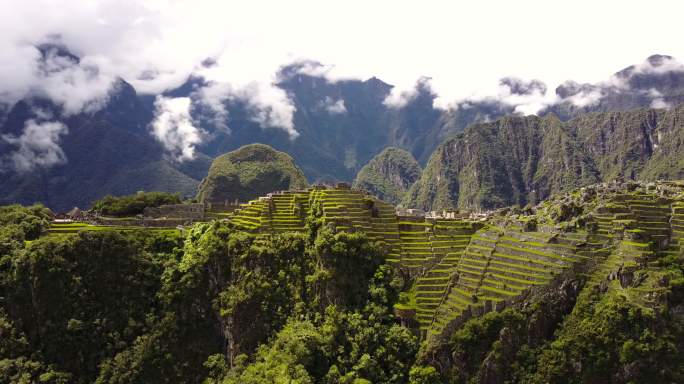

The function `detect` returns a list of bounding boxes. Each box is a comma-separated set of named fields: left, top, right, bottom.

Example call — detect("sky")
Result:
left=2, top=0, right=682, bottom=99
left=1, top=0, right=683, bottom=164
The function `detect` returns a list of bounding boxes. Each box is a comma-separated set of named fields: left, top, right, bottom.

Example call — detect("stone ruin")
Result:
left=143, top=203, right=205, bottom=220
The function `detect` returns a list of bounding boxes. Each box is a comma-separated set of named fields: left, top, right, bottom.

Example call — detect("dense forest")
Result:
left=0, top=204, right=418, bottom=383
left=1, top=185, right=683, bottom=383
left=91, top=192, right=183, bottom=216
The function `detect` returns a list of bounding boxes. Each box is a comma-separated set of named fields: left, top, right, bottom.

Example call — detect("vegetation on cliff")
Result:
left=2, top=180, right=684, bottom=383
left=0, top=201, right=414, bottom=383
left=407, top=104, right=684, bottom=211
left=197, top=144, right=308, bottom=204
left=91, top=191, right=183, bottom=216
left=353, top=147, right=422, bottom=205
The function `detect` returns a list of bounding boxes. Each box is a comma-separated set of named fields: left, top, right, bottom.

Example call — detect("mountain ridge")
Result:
left=2, top=49, right=684, bottom=210
left=407, top=103, right=684, bottom=211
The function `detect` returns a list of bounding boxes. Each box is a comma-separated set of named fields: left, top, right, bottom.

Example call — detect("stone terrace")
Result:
left=223, top=183, right=684, bottom=339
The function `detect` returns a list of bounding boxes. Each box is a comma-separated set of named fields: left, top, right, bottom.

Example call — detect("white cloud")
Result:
left=383, top=77, right=434, bottom=109
left=193, top=81, right=231, bottom=133
left=150, top=96, right=203, bottom=161
left=448, top=77, right=557, bottom=115
left=0, top=42, right=116, bottom=115
left=647, top=88, right=663, bottom=98
left=383, top=87, right=419, bottom=109
left=0, top=0, right=684, bottom=123
left=565, top=89, right=603, bottom=108
left=1, top=119, right=68, bottom=172
left=234, top=83, right=298, bottom=137
left=319, top=96, right=347, bottom=114
left=195, top=79, right=298, bottom=138
left=650, top=98, right=672, bottom=109
left=35, top=47, right=118, bottom=115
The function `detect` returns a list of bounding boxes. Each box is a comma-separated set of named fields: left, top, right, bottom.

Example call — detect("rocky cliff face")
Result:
left=407, top=104, right=684, bottom=211
left=352, top=147, right=421, bottom=205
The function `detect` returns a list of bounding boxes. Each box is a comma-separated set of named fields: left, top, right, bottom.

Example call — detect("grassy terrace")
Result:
left=220, top=186, right=684, bottom=338
left=219, top=186, right=490, bottom=328
left=49, top=222, right=179, bottom=235
left=224, top=187, right=481, bottom=270
left=423, top=228, right=599, bottom=337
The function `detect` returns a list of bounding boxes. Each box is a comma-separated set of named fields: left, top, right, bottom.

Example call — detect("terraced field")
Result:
left=227, top=186, right=477, bottom=268
left=225, top=184, right=684, bottom=338
left=49, top=222, right=179, bottom=235
left=426, top=228, right=596, bottom=337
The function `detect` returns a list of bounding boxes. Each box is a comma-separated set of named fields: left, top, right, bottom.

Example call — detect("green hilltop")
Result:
left=353, top=147, right=422, bottom=206
left=196, top=143, right=308, bottom=205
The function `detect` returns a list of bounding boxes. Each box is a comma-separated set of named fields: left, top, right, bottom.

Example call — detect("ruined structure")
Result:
left=225, top=181, right=684, bottom=342
left=143, top=203, right=205, bottom=220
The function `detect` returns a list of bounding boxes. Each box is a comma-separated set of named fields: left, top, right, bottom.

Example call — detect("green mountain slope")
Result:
left=197, top=143, right=308, bottom=204
left=2, top=180, right=683, bottom=383
left=215, top=180, right=684, bottom=382
left=352, top=147, right=421, bottom=205
left=407, top=104, right=684, bottom=211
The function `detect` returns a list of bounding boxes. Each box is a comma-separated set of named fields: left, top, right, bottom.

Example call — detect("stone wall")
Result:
left=143, top=203, right=205, bottom=219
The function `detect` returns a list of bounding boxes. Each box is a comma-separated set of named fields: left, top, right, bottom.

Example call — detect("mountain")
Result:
left=2, top=50, right=684, bottom=211
left=0, top=82, right=209, bottom=212
left=547, top=54, right=684, bottom=119
left=352, top=147, right=421, bottom=205
left=407, top=104, right=684, bottom=211
left=190, top=66, right=443, bottom=181
left=197, top=143, right=308, bottom=204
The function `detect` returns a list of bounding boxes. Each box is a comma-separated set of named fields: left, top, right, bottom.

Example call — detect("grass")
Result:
left=49, top=223, right=179, bottom=235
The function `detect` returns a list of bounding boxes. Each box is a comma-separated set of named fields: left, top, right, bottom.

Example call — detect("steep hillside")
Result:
left=196, top=143, right=308, bottom=204
left=2, top=181, right=683, bottom=383
left=215, top=180, right=684, bottom=382
left=352, top=147, right=421, bottom=205
left=0, top=93, right=207, bottom=211
left=416, top=180, right=684, bottom=383
left=407, top=104, right=684, bottom=211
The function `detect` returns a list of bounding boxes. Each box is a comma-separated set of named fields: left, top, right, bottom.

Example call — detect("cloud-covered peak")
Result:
left=383, top=77, right=435, bottom=109
left=278, top=60, right=330, bottom=80
left=499, top=77, right=547, bottom=96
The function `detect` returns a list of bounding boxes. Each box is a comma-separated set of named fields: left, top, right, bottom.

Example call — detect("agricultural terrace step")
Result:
left=490, top=252, right=567, bottom=271
left=495, top=243, right=580, bottom=263
left=498, top=237, right=577, bottom=256
left=487, top=259, right=553, bottom=275
left=481, top=277, right=528, bottom=294
left=485, top=271, right=547, bottom=286
left=478, top=283, right=520, bottom=297
left=425, top=271, right=452, bottom=278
